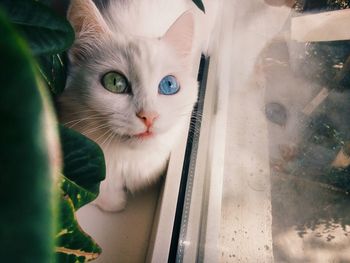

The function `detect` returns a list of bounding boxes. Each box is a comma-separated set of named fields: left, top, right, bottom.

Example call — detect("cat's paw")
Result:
left=93, top=189, right=127, bottom=212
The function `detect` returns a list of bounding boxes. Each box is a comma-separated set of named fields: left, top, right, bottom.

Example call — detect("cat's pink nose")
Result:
left=136, top=111, right=159, bottom=128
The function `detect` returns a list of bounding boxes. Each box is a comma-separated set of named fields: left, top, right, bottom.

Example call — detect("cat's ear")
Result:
left=67, top=0, right=110, bottom=62
left=162, top=11, right=194, bottom=58
left=68, top=0, right=109, bottom=36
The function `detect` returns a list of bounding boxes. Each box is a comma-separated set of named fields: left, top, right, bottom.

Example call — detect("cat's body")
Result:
left=59, top=0, right=218, bottom=211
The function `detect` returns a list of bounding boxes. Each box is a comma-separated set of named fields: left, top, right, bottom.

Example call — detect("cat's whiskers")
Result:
left=172, top=103, right=196, bottom=112
left=80, top=123, right=112, bottom=136
left=101, top=130, right=117, bottom=148
left=64, top=115, right=109, bottom=128
left=65, top=107, right=114, bottom=117
left=106, top=131, right=116, bottom=145
left=178, top=110, right=201, bottom=119
left=95, top=128, right=115, bottom=144
left=99, top=130, right=112, bottom=147
left=67, top=109, right=101, bottom=115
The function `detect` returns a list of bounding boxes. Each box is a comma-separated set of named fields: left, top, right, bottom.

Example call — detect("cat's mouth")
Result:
left=134, top=130, right=154, bottom=139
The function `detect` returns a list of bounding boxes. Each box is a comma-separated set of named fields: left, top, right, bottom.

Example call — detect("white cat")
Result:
left=59, top=0, right=218, bottom=212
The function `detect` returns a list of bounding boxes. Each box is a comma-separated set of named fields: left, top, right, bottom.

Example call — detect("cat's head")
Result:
left=61, top=0, right=198, bottom=147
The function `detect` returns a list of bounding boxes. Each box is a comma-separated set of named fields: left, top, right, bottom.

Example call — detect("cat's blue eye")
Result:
left=158, top=75, right=180, bottom=95
left=102, top=71, right=130, bottom=94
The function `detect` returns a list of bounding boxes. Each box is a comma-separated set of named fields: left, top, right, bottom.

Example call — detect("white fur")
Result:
left=59, top=0, right=219, bottom=212
left=101, top=0, right=220, bottom=52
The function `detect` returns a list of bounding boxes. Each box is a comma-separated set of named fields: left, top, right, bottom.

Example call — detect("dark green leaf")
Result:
left=0, top=8, right=58, bottom=262
left=0, top=0, right=74, bottom=55
left=56, top=195, right=101, bottom=262
left=56, top=125, right=105, bottom=261
left=59, top=125, right=106, bottom=195
left=36, top=0, right=53, bottom=6
left=60, top=175, right=98, bottom=210
left=192, top=0, right=205, bottom=12
left=38, top=53, right=67, bottom=95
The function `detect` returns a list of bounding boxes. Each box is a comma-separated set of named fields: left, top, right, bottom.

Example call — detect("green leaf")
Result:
left=56, top=126, right=105, bottom=261
left=60, top=126, right=106, bottom=196
left=56, top=195, right=101, bottom=262
left=0, top=0, right=74, bottom=55
left=0, top=8, right=59, bottom=262
left=60, top=175, right=98, bottom=210
left=0, top=3, right=103, bottom=263
left=38, top=53, right=67, bottom=95
left=192, top=0, right=205, bottom=12
left=37, top=0, right=53, bottom=6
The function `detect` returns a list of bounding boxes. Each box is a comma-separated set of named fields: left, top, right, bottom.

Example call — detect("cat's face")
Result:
left=62, top=0, right=197, bottom=146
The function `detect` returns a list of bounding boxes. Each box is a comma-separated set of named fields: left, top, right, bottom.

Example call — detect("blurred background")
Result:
left=216, top=0, right=350, bottom=262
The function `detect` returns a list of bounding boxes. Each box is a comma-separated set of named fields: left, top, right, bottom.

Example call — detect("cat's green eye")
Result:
left=102, top=72, right=130, bottom=94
